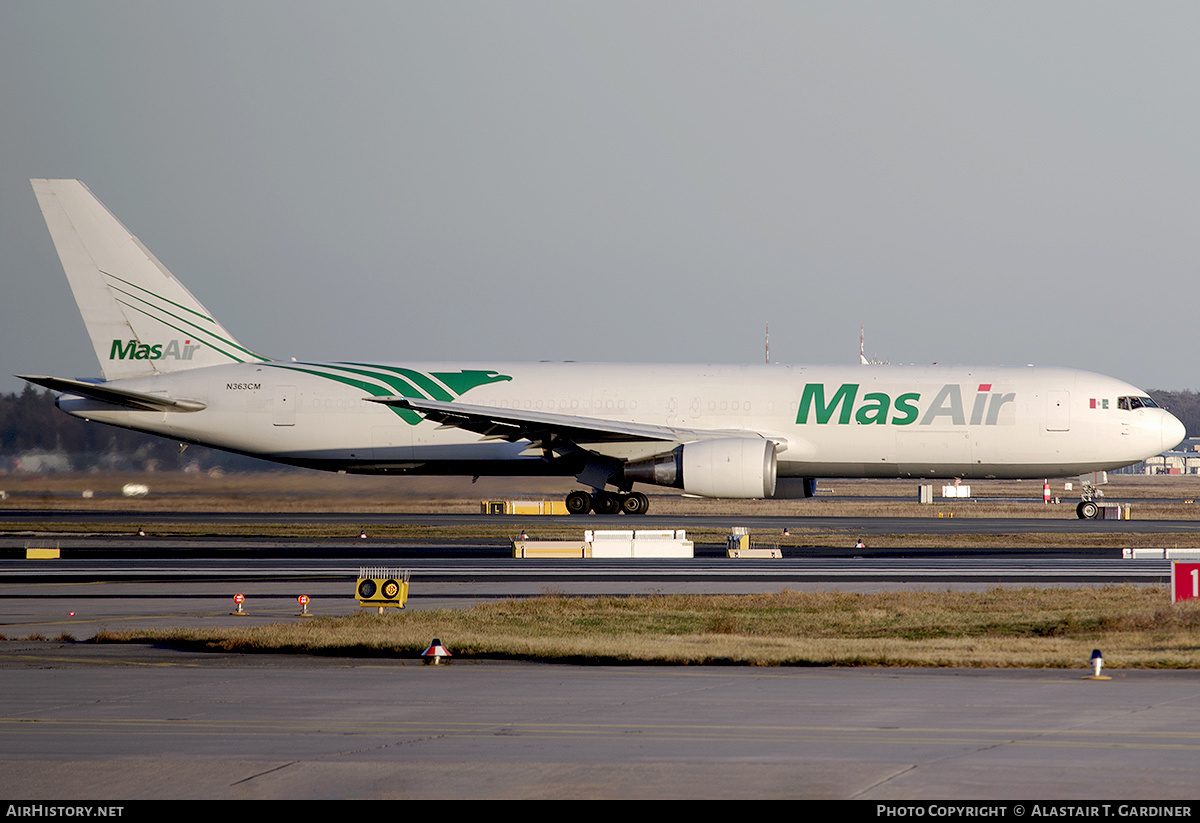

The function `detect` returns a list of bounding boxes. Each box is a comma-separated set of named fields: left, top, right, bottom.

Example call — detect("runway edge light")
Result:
left=1085, top=648, right=1111, bottom=680
left=423, top=638, right=451, bottom=665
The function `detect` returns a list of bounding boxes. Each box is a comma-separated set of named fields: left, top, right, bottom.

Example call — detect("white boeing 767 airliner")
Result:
left=19, top=179, right=1186, bottom=517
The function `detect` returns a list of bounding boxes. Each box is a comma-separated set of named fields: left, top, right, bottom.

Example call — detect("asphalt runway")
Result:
left=0, top=557, right=1177, bottom=640
left=3, top=508, right=1188, bottom=638
left=2, top=509, right=1198, bottom=800
left=0, top=533, right=1180, bottom=639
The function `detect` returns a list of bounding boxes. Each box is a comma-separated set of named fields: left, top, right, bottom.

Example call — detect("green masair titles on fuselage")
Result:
left=797, top=383, right=1017, bottom=426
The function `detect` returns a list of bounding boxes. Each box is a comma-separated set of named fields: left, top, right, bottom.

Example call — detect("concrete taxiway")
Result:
left=2, top=643, right=1199, bottom=800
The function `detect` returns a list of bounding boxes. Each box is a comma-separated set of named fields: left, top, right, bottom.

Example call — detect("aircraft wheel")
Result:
left=593, top=492, right=620, bottom=515
left=566, top=491, right=592, bottom=515
left=1077, top=500, right=1099, bottom=520
left=621, top=492, right=650, bottom=515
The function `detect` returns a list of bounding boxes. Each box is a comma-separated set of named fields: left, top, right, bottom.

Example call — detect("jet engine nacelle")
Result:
left=623, top=438, right=778, bottom=499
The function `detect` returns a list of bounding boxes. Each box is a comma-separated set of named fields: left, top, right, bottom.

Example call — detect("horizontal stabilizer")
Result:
left=17, top=375, right=207, bottom=413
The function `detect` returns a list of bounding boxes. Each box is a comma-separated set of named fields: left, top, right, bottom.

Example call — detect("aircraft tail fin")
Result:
left=30, top=179, right=266, bottom=380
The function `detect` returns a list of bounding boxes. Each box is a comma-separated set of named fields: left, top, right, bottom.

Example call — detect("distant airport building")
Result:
left=1115, top=437, right=1200, bottom=475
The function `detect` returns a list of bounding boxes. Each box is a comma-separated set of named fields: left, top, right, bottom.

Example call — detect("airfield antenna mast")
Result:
left=859, top=324, right=889, bottom=365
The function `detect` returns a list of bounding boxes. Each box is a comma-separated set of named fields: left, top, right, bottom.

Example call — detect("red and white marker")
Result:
left=422, top=638, right=452, bottom=665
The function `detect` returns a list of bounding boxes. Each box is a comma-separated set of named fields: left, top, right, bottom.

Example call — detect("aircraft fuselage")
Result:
left=56, top=360, right=1181, bottom=486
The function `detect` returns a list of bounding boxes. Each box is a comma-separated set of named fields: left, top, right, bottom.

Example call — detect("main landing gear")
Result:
left=565, top=489, right=650, bottom=515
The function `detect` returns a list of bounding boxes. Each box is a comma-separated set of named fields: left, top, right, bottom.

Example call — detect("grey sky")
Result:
left=2, top=2, right=1196, bottom=394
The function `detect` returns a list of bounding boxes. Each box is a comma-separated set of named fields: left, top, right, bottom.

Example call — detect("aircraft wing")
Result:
left=367, top=395, right=784, bottom=450
left=17, top=375, right=207, bottom=413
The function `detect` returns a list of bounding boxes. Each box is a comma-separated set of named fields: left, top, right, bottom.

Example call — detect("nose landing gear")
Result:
left=1075, top=476, right=1104, bottom=519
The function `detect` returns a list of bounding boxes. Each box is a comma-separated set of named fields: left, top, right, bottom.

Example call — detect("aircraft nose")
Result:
left=1162, top=410, right=1187, bottom=452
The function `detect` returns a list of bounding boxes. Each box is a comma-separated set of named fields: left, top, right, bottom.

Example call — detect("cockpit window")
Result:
left=1118, top=396, right=1158, bottom=410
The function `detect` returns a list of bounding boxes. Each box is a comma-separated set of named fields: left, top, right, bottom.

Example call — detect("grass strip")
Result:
left=6, top=521, right=1200, bottom=550
left=90, top=586, right=1200, bottom=668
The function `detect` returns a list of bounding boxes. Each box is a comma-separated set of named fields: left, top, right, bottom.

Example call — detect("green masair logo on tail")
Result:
left=110, top=338, right=202, bottom=361
left=796, top=383, right=1016, bottom=426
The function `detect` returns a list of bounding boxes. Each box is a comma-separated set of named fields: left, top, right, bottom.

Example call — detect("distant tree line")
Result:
left=0, top=384, right=268, bottom=472
left=1149, top=390, right=1200, bottom=439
